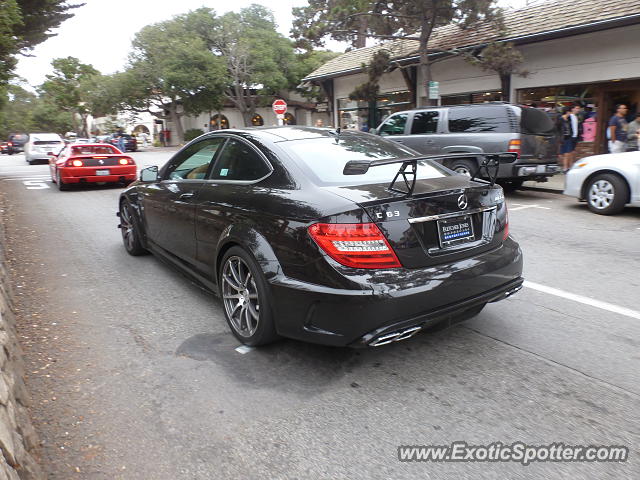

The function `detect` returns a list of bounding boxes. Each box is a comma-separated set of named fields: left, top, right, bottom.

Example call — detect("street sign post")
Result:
left=273, top=99, right=287, bottom=125
left=428, top=81, right=439, bottom=100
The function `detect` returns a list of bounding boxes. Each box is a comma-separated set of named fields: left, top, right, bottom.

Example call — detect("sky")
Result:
left=15, top=0, right=530, bottom=89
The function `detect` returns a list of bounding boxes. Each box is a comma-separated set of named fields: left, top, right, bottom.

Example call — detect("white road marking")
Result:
left=509, top=203, right=551, bottom=211
left=23, top=180, right=50, bottom=190
left=524, top=281, right=640, bottom=321
left=235, top=345, right=254, bottom=354
left=2, top=175, right=50, bottom=181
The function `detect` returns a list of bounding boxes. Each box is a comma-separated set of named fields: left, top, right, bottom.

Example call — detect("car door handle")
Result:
left=179, top=192, right=195, bottom=200
left=426, top=140, right=435, bottom=144
left=395, top=139, right=405, bottom=143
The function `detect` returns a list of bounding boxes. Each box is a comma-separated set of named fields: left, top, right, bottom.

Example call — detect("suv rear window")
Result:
left=447, top=106, right=511, bottom=133
left=520, top=107, right=556, bottom=135
left=284, top=134, right=449, bottom=186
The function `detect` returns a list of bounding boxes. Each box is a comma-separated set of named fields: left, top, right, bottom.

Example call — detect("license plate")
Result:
left=95, top=169, right=110, bottom=176
left=437, top=215, right=475, bottom=248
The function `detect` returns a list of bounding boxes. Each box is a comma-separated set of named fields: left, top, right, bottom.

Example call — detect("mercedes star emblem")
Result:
left=457, top=194, right=468, bottom=210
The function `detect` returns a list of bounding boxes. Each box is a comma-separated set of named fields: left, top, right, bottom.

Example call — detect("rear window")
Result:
left=447, top=106, right=511, bottom=133
left=520, top=107, right=556, bottom=135
left=34, top=140, right=63, bottom=145
left=284, top=134, right=450, bottom=186
left=71, top=145, right=117, bottom=155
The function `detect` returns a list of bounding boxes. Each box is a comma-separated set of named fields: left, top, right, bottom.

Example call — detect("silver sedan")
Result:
left=564, top=151, right=640, bottom=215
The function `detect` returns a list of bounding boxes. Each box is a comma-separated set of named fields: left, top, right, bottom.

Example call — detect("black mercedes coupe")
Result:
left=118, top=127, right=523, bottom=347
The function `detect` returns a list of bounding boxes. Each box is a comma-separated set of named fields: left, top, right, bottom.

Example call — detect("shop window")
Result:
left=251, top=114, right=264, bottom=126
left=210, top=114, right=229, bottom=130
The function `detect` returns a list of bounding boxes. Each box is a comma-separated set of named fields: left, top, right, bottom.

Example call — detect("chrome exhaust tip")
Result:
left=369, top=326, right=422, bottom=347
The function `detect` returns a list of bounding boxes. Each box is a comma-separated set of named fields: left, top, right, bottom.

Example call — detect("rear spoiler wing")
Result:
left=343, top=152, right=517, bottom=195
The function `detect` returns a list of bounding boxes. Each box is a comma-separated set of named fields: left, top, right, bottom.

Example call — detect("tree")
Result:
left=122, top=9, right=227, bottom=143
left=0, top=1, right=81, bottom=92
left=349, top=49, right=391, bottom=103
left=206, top=5, right=300, bottom=126
left=291, top=0, right=395, bottom=49
left=38, top=56, right=98, bottom=136
left=463, top=39, right=528, bottom=102
left=290, top=49, right=341, bottom=102
left=292, top=0, right=501, bottom=106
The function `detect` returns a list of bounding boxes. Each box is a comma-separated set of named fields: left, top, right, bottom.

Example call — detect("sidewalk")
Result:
left=522, top=173, right=565, bottom=193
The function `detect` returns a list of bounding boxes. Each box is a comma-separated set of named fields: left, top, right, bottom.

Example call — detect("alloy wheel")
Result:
left=221, top=256, right=260, bottom=338
left=120, top=203, right=136, bottom=251
left=588, top=180, right=614, bottom=210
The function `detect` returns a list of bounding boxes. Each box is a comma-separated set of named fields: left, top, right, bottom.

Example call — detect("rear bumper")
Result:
left=60, top=166, right=136, bottom=183
left=498, top=162, right=560, bottom=180
left=268, top=237, right=523, bottom=347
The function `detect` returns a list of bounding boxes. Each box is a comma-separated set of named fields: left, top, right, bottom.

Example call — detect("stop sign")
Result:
left=272, top=99, right=287, bottom=115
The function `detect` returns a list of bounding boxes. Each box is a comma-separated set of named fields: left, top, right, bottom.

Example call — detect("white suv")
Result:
left=24, top=133, right=65, bottom=165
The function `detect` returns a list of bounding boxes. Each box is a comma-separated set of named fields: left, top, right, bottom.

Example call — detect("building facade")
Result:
left=303, top=0, right=640, bottom=156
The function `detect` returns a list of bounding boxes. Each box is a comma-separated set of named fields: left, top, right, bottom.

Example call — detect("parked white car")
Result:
left=24, top=133, right=65, bottom=165
left=564, top=151, right=640, bottom=215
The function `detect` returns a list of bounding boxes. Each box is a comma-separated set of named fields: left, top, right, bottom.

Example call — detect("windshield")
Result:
left=283, top=134, right=451, bottom=186
left=71, top=145, right=117, bottom=155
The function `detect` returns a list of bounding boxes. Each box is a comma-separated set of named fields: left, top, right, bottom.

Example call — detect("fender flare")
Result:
left=215, top=223, right=282, bottom=282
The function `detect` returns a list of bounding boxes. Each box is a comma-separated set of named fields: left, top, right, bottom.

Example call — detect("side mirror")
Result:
left=140, top=165, right=159, bottom=182
left=369, top=127, right=378, bottom=135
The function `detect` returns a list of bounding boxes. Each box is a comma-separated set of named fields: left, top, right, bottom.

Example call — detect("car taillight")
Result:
left=66, top=159, right=83, bottom=167
left=7, top=142, right=11, bottom=146
left=508, top=139, right=521, bottom=158
left=119, top=157, right=134, bottom=165
left=308, top=223, right=401, bottom=269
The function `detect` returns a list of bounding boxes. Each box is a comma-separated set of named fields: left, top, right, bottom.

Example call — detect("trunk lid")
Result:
left=324, top=176, right=507, bottom=268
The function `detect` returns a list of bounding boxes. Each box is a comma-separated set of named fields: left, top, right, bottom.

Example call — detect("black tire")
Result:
left=119, top=200, right=148, bottom=256
left=56, top=170, right=69, bottom=191
left=500, top=180, right=524, bottom=192
left=447, top=158, right=478, bottom=177
left=585, top=173, right=628, bottom=215
left=218, top=246, right=279, bottom=346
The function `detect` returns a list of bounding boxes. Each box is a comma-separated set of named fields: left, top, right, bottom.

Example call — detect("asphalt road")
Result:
left=1, top=151, right=638, bottom=479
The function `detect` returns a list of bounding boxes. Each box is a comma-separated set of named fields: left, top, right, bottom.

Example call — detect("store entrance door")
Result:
left=595, top=83, right=640, bottom=154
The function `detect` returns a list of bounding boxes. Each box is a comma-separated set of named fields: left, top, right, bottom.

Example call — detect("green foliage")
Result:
left=465, top=40, right=528, bottom=77
left=463, top=39, right=528, bottom=102
left=117, top=8, right=228, bottom=141
left=292, top=49, right=341, bottom=101
left=0, top=1, right=80, bottom=90
left=184, top=128, right=205, bottom=142
left=349, top=50, right=391, bottom=102
left=208, top=4, right=301, bottom=124
left=291, top=0, right=395, bottom=49
left=0, top=83, right=74, bottom=137
left=38, top=56, right=99, bottom=136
